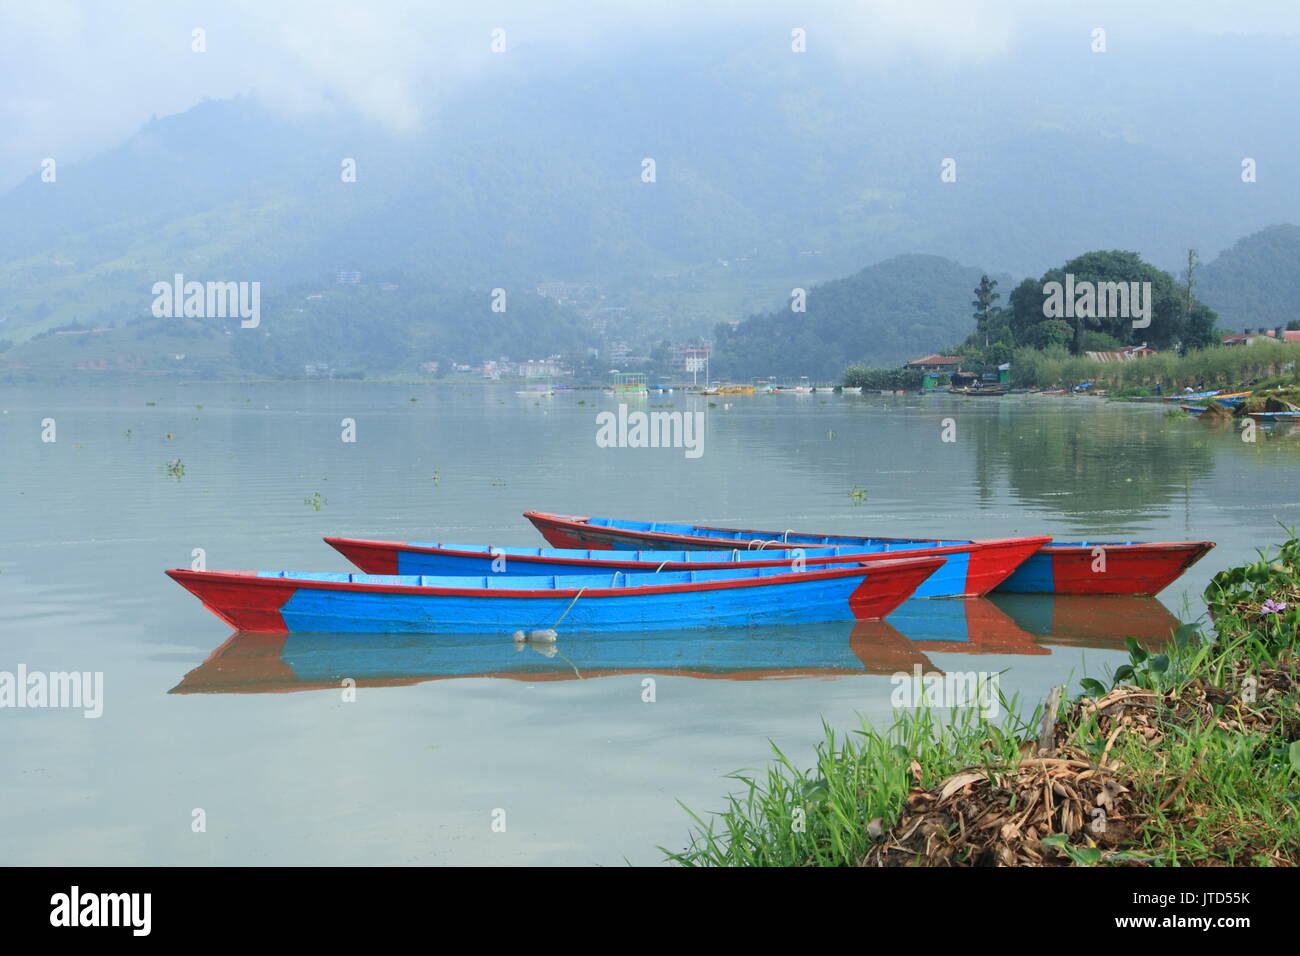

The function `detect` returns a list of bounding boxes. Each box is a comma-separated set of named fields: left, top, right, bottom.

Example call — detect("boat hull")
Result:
left=522, top=512, right=1211, bottom=596
left=993, top=542, right=1214, bottom=595
left=520, top=513, right=1049, bottom=597
left=326, top=534, right=1045, bottom=599
left=165, top=557, right=944, bottom=634
left=1163, top=389, right=1223, bottom=401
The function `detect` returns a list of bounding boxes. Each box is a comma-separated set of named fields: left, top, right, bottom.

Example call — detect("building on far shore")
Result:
left=904, top=354, right=963, bottom=389
left=1085, top=343, right=1156, bottom=362
left=1222, top=329, right=1300, bottom=346
left=670, top=343, right=711, bottom=374
left=480, top=356, right=568, bottom=379
left=518, top=357, right=564, bottom=379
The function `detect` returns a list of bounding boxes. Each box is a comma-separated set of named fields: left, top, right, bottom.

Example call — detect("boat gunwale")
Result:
left=325, top=535, right=1015, bottom=566
left=522, top=511, right=1052, bottom=551
left=1037, top=541, right=1216, bottom=555
left=165, top=556, right=947, bottom=600
left=524, top=513, right=1212, bottom=558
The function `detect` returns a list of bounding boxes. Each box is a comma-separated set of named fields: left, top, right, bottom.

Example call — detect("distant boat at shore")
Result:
left=1248, top=410, right=1300, bottom=420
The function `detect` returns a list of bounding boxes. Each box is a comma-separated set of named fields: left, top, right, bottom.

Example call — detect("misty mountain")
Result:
left=4, top=25, right=1300, bottom=355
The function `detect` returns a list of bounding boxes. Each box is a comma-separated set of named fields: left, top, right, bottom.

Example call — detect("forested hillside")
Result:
left=712, top=255, right=1007, bottom=379
left=1198, top=224, right=1300, bottom=330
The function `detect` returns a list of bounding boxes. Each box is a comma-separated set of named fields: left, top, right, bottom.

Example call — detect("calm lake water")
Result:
left=2, top=383, right=1298, bottom=865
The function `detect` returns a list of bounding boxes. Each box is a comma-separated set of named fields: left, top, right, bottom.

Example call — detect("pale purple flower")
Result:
left=1260, top=599, right=1288, bottom=615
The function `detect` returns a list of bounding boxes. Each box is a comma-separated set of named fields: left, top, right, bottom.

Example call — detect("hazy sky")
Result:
left=3, top=1, right=1300, bottom=192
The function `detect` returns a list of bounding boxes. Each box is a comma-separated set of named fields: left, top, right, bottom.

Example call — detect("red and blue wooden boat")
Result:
left=165, top=556, right=945, bottom=635
left=1179, top=393, right=1251, bottom=412
left=522, top=512, right=1212, bottom=596
left=1247, top=410, right=1300, bottom=420
left=995, top=541, right=1213, bottom=594
left=518, top=512, right=1047, bottom=595
left=1162, top=389, right=1223, bottom=401
left=324, top=534, right=1050, bottom=599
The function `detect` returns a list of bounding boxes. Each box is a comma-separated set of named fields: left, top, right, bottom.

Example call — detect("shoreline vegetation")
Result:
left=666, top=535, right=1300, bottom=867
left=846, top=340, right=1300, bottom=400
left=1011, top=340, right=1300, bottom=395
left=844, top=248, right=1300, bottom=402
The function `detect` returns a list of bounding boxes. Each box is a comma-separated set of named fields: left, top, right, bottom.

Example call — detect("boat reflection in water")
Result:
left=986, top=593, right=1181, bottom=650
left=170, top=596, right=1181, bottom=695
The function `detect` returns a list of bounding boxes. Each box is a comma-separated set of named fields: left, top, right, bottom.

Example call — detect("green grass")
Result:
left=667, top=536, right=1300, bottom=866
left=665, top=697, right=1038, bottom=867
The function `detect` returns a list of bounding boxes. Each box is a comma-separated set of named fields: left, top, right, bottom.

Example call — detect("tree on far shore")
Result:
left=972, top=275, right=1000, bottom=347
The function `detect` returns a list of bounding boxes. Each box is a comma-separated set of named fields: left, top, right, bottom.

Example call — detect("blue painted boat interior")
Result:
left=581, top=516, right=970, bottom=548
left=258, top=565, right=864, bottom=591
left=388, top=542, right=960, bottom=597
left=1044, top=541, right=1136, bottom=548
left=406, top=543, right=947, bottom=560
